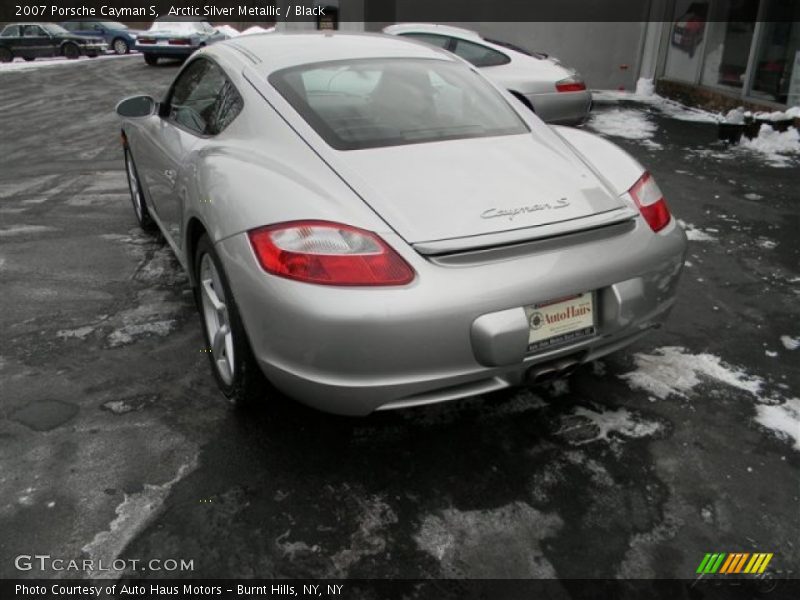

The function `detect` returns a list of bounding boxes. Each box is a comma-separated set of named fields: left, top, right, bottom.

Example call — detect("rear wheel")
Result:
left=63, top=43, right=80, bottom=60
left=194, top=234, right=267, bottom=407
left=23, top=57, right=35, bottom=62
left=0, top=48, right=13, bottom=63
left=144, top=54, right=158, bottom=66
left=112, top=38, right=129, bottom=55
left=123, top=147, right=157, bottom=233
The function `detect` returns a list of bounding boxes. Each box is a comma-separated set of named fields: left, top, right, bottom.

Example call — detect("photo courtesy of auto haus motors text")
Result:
left=0, top=0, right=798, bottom=598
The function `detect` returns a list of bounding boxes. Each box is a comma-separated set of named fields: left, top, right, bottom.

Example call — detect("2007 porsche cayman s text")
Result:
left=115, top=32, right=687, bottom=415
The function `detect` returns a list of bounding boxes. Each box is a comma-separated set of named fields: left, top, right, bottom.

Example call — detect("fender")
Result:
left=551, top=125, right=645, bottom=196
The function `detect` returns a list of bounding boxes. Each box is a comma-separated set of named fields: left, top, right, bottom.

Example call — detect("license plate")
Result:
left=525, top=292, right=595, bottom=352
left=157, top=40, right=171, bottom=46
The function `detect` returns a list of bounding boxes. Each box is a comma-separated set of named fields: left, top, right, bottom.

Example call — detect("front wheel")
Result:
left=144, top=54, right=158, bottom=66
left=23, top=57, right=35, bottom=62
left=112, top=38, right=129, bottom=55
left=123, top=147, right=157, bottom=233
left=0, top=48, right=13, bottom=63
left=194, top=235, right=267, bottom=407
left=63, top=43, right=80, bottom=59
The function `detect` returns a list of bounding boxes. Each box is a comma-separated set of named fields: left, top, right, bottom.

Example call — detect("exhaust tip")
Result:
left=527, top=358, right=582, bottom=385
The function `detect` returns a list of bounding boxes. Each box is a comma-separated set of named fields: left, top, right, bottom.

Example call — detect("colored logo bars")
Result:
left=696, top=553, right=773, bottom=575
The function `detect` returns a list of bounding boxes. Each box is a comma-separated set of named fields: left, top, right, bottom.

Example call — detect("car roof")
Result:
left=383, top=23, right=483, bottom=41
left=220, top=32, right=455, bottom=74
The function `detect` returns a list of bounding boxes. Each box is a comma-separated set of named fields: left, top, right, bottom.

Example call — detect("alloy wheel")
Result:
left=199, top=253, right=235, bottom=386
left=125, top=151, right=143, bottom=221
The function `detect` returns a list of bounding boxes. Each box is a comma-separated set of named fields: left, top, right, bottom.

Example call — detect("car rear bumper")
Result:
left=525, top=89, right=592, bottom=125
left=215, top=217, right=687, bottom=416
left=135, top=44, right=196, bottom=56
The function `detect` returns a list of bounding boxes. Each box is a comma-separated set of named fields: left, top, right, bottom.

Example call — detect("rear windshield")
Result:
left=269, top=58, right=529, bottom=150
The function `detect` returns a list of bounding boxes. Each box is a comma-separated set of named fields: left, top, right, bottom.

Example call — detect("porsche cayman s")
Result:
left=115, top=32, right=687, bottom=415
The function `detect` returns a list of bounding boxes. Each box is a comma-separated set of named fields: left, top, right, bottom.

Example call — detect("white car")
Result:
left=384, top=23, right=591, bottom=124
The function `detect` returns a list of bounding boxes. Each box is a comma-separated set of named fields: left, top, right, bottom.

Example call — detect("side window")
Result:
left=24, top=25, right=45, bottom=37
left=401, top=33, right=451, bottom=50
left=452, top=39, right=510, bottom=67
left=167, top=59, right=243, bottom=136
left=2, top=25, right=20, bottom=37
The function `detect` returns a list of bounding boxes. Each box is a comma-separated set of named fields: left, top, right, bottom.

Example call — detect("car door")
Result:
left=21, top=25, right=54, bottom=58
left=135, top=58, right=240, bottom=248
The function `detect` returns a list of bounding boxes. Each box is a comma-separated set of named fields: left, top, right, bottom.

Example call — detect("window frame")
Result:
left=161, top=56, right=245, bottom=138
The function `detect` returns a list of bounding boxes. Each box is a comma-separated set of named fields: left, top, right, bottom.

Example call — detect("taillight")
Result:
left=169, top=39, right=192, bottom=45
left=629, top=172, right=671, bottom=232
left=138, top=37, right=155, bottom=44
left=247, top=221, right=415, bottom=286
left=555, top=76, right=586, bottom=93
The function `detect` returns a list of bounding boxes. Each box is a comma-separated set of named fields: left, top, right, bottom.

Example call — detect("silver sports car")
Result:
left=383, top=23, right=592, bottom=124
left=116, top=32, right=687, bottom=416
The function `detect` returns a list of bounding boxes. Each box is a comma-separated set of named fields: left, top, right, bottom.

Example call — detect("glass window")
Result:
left=664, top=1, right=710, bottom=82
left=269, top=58, right=529, bottom=150
left=400, top=33, right=452, bottom=49
left=168, top=59, right=243, bottom=135
left=750, top=1, right=800, bottom=105
left=2, top=25, right=20, bottom=37
left=700, top=0, right=760, bottom=89
left=451, top=39, right=510, bottom=67
left=23, top=25, right=46, bottom=37
left=42, top=24, right=70, bottom=36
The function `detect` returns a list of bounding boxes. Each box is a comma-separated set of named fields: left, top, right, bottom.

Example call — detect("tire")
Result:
left=23, top=57, right=35, bottom=62
left=112, top=38, right=129, bottom=55
left=194, top=234, right=267, bottom=407
left=63, top=43, right=80, bottom=60
left=87, top=52, right=98, bottom=58
left=123, top=147, right=157, bottom=233
left=144, top=54, right=158, bottom=66
left=0, top=48, right=12, bottom=63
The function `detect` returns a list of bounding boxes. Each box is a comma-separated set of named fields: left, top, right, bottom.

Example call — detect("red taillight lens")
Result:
left=629, top=172, right=672, bottom=232
left=555, top=76, right=587, bottom=93
left=138, top=37, right=155, bottom=44
left=169, top=39, right=192, bottom=45
left=247, top=221, right=415, bottom=286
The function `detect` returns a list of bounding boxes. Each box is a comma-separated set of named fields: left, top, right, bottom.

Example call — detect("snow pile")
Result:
left=780, top=335, right=799, bottom=351
left=560, top=406, right=663, bottom=445
left=635, top=77, right=655, bottom=97
left=677, top=220, right=717, bottom=242
left=0, top=53, right=136, bottom=74
left=240, top=25, right=275, bottom=36
left=215, top=25, right=240, bottom=38
left=755, top=399, right=800, bottom=451
left=588, top=108, right=656, bottom=141
left=593, top=80, right=719, bottom=123
left=724, top=107, right=745, bottom=124
left=738, top=124, right=800, bottom=168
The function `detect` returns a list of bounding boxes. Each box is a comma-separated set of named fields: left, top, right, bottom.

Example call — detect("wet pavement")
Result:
left=0, top=56, right=798, bottom=583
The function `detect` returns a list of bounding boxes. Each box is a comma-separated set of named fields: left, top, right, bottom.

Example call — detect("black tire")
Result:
left=23, top=57, right=35, bottom=62
left=63, top=43, right=80, bottom=60
left=144, top=54, right=158, bottom=66
left=123, top=147, right=157, bottom=233
left=0, top=48, right=12, bottom=63
left=87, top=52, right=98, bottom=58
left=112, top=38, right=129, bottom=55
left=194, top=234, right=267, bottom=407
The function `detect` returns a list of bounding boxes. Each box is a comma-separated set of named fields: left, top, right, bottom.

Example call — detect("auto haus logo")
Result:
left=530, top=301, right=591, bottom=329
left=481, top=198, right=570, bottom=221
left=696, top=552, right=774, bottom=576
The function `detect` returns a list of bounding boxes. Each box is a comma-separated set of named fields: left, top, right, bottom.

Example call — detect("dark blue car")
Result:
left=61, top=20, right=141, bottom=55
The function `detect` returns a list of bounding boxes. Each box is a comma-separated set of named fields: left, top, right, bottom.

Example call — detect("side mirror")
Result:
left=116, top=95, right=157, bottom=118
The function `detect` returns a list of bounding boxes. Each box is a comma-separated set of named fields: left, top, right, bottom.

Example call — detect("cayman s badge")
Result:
left=481, top=198, right=570, bottom=221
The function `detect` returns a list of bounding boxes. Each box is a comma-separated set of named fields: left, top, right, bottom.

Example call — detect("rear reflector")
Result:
left=248, top=221, right=415, bottom=286
left=137, top=38, right=155, bottom=44
left=629, top=172, right=672, bottom=232
left=169, top=39, right=192, bottom=45
left=555, top=76, right=587, bottom=92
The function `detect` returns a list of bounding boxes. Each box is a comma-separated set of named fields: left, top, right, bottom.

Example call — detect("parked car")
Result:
left=61, top=20, right=141, bottom=55
left=135, top=17, right=225, bottom=65
left=383, top=23, right=591, bottom=125
left=115, top=33, right=686, bottom=415
left=671, top=2, right=708, bottom=58
left=0, top=23, right=107, bottom=62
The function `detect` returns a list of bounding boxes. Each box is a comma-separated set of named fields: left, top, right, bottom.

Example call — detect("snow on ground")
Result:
left=755, top=399, right=800, bottom=451
left=593, top=78, right=719, bottom=123
left=0, top=225, right=57, bottom=237
left=737, top=124, right=800, bottom=168
left=588, top=108, right=657, bottom=141
left=558, top=406, right=663, bottom=445
left=0, top=53, right=137, bottom=74
left=240, top=26, right=276, bottom=36
left=620, top=346, right=764, bottom=401
left=677, top=220, right=717, bottom=242
left=215, top=25, right=241, bottom=38
left=780, top=335, right=799, bottom=351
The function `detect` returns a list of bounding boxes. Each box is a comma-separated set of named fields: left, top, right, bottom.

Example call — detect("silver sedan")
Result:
left=383, top=23, right=592, bottom=124
left=116, top=32, right=686, bottom=415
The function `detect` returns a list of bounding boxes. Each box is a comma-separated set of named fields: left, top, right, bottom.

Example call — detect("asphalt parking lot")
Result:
left=0, top=55, right=798, bottom=584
